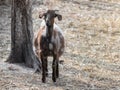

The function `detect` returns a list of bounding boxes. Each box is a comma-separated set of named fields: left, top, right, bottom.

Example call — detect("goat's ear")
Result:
left=56, top=14, right=62, bottom=21
left=39, top=13, right=46, bottom=18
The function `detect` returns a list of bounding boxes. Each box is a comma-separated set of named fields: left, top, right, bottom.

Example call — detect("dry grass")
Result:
left=95, top=0, right=120, bottom=3
left=0, top=0, right=120, bottom=90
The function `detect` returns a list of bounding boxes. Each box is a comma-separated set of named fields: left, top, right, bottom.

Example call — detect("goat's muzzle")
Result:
left=46, top=20, right=51, bottom=26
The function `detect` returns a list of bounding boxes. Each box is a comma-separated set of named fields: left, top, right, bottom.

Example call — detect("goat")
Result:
left=34, top=10, right=65, bottom=83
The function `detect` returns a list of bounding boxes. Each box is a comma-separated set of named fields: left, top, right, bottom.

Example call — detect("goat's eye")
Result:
left=44, top=14, right=46, bottom=17
left=44, top=15, right=47, bottom=19
left=54, top=14, right=57, bottom=17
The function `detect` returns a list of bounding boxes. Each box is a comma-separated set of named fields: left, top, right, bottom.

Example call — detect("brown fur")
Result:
left=34, top=26, right=45, bottom=58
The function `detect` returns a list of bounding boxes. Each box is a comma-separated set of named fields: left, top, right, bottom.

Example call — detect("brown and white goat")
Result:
left=34, top=10, right=65, bottom=83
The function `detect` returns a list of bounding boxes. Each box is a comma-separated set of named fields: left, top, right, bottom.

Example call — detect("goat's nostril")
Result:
left=46, top=21, right=49, bottom=24
left=46, top=21, right=50, bottom=26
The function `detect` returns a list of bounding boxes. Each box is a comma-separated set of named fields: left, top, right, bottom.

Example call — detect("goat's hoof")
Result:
left=56, top=76, right=59, bottom=78
left=42, top=78, right=46, bottom=83
left=34, top=68, right=41, bottom=74
left=46, top=72, right=48, bottom=77
left=42, top=79, right=46, bottom=83
left=52, top=78, right=56, bottom=82
left=42, top=81, right=46, bottom=83
left=53, top=80, right=56, bottom=82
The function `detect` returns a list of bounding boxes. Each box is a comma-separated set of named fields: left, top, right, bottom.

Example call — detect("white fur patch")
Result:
left=33, top=46, right=36, bottom=54
left=49, top=43, right=53, bottom=50
left=40, top=20, right=46, bottom=27
left=54, top=23, right=63, bottom=36
left=40, top=20, right=47, bottom=36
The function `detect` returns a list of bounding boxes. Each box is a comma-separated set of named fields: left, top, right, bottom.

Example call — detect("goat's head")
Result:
left=39, top=10, right=62, bottom=26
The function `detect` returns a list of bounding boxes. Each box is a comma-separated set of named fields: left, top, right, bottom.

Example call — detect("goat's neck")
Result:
left=46, top=25, right=54, bottom=42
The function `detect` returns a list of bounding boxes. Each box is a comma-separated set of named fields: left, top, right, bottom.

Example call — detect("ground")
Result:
left=0, top=0, right=120, bottom=90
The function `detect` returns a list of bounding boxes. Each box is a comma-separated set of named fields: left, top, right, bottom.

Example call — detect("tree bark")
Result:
left=0, top=0, right=11, bottom=5
left=6, top=0, right=41, bottom=72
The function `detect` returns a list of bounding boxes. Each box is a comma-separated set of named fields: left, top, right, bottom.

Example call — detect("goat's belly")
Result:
left=42, top=49, right=53, bottom=56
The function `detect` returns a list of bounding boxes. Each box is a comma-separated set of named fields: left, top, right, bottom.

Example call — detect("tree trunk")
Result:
left=6, top=0, right=41, bottom=72
left=0, top=0, right=11, bottom=5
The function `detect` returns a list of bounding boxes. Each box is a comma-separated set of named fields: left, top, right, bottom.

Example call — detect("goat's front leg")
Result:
left=52, top=55, right=57, bottom=82
left=52, top=54, right=59, bottom=82
left=45, top=57, right=48, bottom=76
left=56, top=57, right=59, bottom=78
left=41, top=55, right=46, bottom=83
